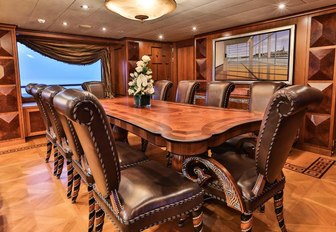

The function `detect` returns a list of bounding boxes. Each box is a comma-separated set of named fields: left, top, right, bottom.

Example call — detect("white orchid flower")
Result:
left=136, top=60, right=144, bottom=67
left=128, top=89, right=134, bottom=95
left=130, top=73, right=134, bottom=78
left=135, top=66, right=143, bottom=73
left=146, top=70, right=152, bottom=75
left=142, top=55, right=151, bottom=63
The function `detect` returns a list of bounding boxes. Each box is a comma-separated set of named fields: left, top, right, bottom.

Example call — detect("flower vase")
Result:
left=134, top=95, right=151, bottom=108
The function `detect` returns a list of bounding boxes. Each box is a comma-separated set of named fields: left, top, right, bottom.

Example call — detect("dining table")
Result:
left=100, top=97, right=263, bottom=171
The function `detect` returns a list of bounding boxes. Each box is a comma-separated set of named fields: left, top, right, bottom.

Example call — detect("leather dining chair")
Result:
left=49, top=87, right=148, bottom=231
left=175, top=80, right=200, bottom=104
left=152, top=80, right=173, bottom=100
left=82, top=81, right=106, bottom=99
left=26, top=84, right=59, bottom=174
left=205, top=81, right=235, bottom=108
left=183, top=85, right=323, bottom=232
left=213, top=81, right=287, bottom=156
left=54, top=89, right=204, bottom=232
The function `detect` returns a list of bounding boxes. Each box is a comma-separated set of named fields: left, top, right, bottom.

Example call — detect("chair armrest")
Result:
left=182, top=156, right=246, bottom=212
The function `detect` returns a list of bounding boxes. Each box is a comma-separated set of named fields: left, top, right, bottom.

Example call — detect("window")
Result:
left=17, top=43, right=101, bottom=96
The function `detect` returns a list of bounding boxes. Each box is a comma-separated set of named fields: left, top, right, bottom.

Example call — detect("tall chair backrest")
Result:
left=54, top=95, right=84, bottom=162
left=205, top=81, right=235, bottom=108
left=27, top=84, right=52, bottom=131
left=41, top=86, right=66, bottom=142
left=53, top=89, right=120, bottom=196
left=153, top=80, right=173, bottom=100
left=81, top=81, right=105, bottom=99
left=249, top=82, right=286, bottom=112
left=255, top=85, right=323, bottom=183
left=175, top=80, right=200, bottom=104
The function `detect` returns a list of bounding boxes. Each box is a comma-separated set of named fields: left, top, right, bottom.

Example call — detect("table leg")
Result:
left=112, top=125, right=128, bottom=143
left=171, top=154, right=186, bottom=172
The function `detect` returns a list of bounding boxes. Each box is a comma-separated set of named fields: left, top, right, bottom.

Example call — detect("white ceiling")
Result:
left=0, top=0, right=335, bottom=42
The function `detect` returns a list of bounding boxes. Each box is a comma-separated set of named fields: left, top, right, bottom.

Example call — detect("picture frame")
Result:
left=212, top=25, right=295, bottom=84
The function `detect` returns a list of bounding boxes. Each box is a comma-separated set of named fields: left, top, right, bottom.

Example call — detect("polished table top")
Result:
left=100, top=97, right=263, bottom=156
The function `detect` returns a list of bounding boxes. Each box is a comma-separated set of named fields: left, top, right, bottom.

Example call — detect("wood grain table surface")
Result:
left=101, top=97, right=263, bottom=156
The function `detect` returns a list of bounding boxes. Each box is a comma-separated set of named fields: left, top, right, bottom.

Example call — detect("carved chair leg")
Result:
left=141, top=138, right=148, bottom=152
left=241, top=213, right=253, bottom=232
left=192, top=206, right=203, bottom=232
left=274, top=191, right=287, bottom=232
left=45, top=141, right=52, bottom=163
left=71, top=172, right=81, bottom=203
left=53, top=146, right=58, bottom=176
left=88, top=185, right=95, bottom=232
left=66, top=159, right=73, bottom=199
left=259, top=204, right=265, bottom=213
left=56, top=155, right=64, bottom=179
left=95, top=203, right=105, bottom=232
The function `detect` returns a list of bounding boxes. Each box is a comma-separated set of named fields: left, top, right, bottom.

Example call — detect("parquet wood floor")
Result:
left=0, top=136, right=335, bottom=232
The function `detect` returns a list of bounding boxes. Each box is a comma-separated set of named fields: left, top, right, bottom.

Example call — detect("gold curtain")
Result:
left=17, top=36, right=113, bottom=97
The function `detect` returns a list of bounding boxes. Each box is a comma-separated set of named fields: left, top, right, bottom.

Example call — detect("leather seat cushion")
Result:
left=212, top=151, right=258, bottom=199
left=115, top=141, right=148, bottom=169
left=118, top=160, right=203, bottom=222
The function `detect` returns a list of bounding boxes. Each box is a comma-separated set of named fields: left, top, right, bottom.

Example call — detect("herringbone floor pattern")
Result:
left=0, top=135, right=335, bottom=232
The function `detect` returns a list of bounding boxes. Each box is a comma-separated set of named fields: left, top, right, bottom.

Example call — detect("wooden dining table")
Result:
left=100, top=97, right=263, bottom=171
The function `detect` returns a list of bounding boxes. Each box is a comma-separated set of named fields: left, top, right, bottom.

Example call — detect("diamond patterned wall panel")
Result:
left=307, top=82, right=333, bottom=114
left=304, top=113, right=330, bottom=147
left=0, top=86, right=18, bottom=113
left=196, top=38, right=206, bottom=59
left=0, top=59, right=15, bottom=84
left=0, top=112, right=20, bottom=140
left=196, top=59, right=207, bottom=80
left=310, top=12, right=336, bottom=47
left=0, top=30, right=13, bottom=56
left=308, top=49, right=334, bottom=80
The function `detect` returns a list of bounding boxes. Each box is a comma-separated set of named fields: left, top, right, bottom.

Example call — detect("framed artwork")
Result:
left=213, top=25, right=295, bottom=84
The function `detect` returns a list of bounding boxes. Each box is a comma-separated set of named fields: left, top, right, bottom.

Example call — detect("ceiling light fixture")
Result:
left=192, top=26, right=197, bottom=31
left=81, top=4, right=89, bottom=9
left=105, top=0, right=177, bottom=21
left=102, top=27, right=107, bottom=31
left=63, top=21, right=68, bottom=26
left=158, top=34, right=164, bottom=40
left=278, top=3, right=286, bottom=10
left=37, top=18, right=46, bottom=24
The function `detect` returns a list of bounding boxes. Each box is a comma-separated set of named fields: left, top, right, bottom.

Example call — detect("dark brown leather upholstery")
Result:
left=183, top=85, right=323, bottom=231
left=214, top=81, right=287, bottom=156
left=205, top=81, right=235, bottom=107
left=53, top=89, right=204, bottom=232
left=152, top=80, right=173, bottom=100
left=81, top=81, right=106, bottom=99
left=175, top=80, right=200, bottom=104
left=249, top=81, right=287, bottom=112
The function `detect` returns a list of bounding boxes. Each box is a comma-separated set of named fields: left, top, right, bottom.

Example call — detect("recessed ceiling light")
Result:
left=278, top=3, right=286, bottom=10
left=102, top=27, right=107, bottom=31
left=81, top=4, right=89, bottom=9
left=158, top=34, right=164, bottom=40
left=192, top=26, right=197, bottom=31
left=63, top=21, right=68, bottom=26
left=37, top=18, right=46, bottom=24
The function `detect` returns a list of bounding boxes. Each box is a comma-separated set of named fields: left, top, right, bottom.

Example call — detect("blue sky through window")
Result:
left=17, top=43, right=101, bottom=87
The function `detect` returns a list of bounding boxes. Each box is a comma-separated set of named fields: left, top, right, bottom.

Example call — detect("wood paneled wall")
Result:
left=177, top=6, right=336, bottom=156
left=114, top=39, right=175, bottom=99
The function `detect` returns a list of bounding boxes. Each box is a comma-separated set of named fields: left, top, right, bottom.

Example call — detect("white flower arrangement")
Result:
left=128, top=55, right=155, bottom=96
